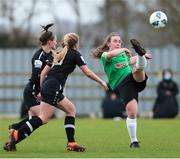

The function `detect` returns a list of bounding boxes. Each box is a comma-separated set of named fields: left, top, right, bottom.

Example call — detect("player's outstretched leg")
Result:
left=130, top=39, right=146, bottom=56
left=3, top=116, right=43, bottom=152
left=130, top=39, right=147, bottom=69
left=3, top=130, right=17, bottom=151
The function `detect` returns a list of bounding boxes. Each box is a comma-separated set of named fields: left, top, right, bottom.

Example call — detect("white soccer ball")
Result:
left=149, top=11, right=168, bottom=29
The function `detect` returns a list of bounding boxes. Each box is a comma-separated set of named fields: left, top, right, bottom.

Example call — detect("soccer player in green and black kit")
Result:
left=92, top=32, right=152, bottom=148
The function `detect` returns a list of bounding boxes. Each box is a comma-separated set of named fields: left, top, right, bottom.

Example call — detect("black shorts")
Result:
left=41, top=77, right=65, bottom=107
left=23, top=82, right=40, bottom=109
left=113, top=73, right=148, bottom=106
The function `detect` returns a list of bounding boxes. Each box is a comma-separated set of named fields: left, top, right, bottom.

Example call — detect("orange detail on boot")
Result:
left=66, top=142, right=86, bottom=152
left=68, top=142, right=77, bottom=146
left=13, top=130, right=18, bottom=142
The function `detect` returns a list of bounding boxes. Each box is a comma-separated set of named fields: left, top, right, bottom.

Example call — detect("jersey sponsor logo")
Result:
left=34, top=60, right=42, bottom=68
left=116, top=63, right=128, bottom=68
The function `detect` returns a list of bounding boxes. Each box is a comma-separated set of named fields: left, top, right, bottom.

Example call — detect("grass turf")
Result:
left=0, top=118, right=180, bottom=158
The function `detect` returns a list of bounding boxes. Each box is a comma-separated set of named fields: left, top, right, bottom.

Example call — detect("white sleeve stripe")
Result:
left=64, top=124, right=75, bottom=129
left=38, top=51, right=43, bottom=60
left=103, top=52, right=110, bottom=62
left=26, top=121, right=33, bottom=132
left=104, top=53, right=107, bottom=59
left=80, top=56, right=86, bottom=64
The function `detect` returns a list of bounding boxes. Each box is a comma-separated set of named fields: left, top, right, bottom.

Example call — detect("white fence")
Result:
left=0, top=47, right=179, bottom=117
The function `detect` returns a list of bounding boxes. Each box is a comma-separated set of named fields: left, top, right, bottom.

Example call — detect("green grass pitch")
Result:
left=0, top=118, right=180, bottom=158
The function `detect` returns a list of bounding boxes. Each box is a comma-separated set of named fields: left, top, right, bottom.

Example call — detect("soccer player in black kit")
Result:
left=4, top=33, right=108, bottom=152
left=3, top=24, right=57, bottom=151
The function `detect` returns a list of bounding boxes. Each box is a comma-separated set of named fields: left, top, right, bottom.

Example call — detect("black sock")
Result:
left=11, top=116, right=35, bottom=130
left=64, top=116, right=75, bottom=142
left=17, top=116, right=43, bottom=143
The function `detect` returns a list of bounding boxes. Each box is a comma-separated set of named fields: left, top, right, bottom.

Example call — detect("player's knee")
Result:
left=68, top=109, right=76, bottom=116
left=39, top=115, right=50, bottom=124
left=66, top=107, right=76, bottom=117
left=127, top=113, right=137, bottom=119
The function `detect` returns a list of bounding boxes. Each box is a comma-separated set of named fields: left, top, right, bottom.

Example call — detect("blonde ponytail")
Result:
left=53, top=33, right=79, bottom=64
left=54, top=45, right=68, bottom=64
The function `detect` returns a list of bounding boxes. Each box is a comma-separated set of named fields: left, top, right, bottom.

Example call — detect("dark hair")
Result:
left=162, top=68, right=173, bottom=76
left=39, top=23, right=55, bottom=45
left=92, top=32, right=120, bottom=59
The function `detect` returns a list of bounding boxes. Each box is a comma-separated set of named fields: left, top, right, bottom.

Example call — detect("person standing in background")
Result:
left=101, top=90, right=127, bottom=119
left=153, top=68, right=179, bottom=118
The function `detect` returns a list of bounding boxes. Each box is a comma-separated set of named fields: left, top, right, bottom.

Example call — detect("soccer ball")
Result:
left=149, top=11, right=168, bottom=29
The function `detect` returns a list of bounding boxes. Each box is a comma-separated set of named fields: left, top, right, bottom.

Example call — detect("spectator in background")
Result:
left=20, top=100, right=28, bottom=119
left=101, top=91, right=126, bottom=119
left=153, top=68, right=179, bottom=118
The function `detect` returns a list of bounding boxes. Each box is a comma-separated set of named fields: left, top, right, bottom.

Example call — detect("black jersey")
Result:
left=29, top=48, right=53, bottom=90
left=47, top=48, right=86, bottom=84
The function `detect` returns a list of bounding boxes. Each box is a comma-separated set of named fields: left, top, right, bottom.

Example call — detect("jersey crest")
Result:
left=34, top=60, right=42, bottom=68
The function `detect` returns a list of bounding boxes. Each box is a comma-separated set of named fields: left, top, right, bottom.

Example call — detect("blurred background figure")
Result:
left=153, top=68, right=179, bottom=118
left=20, top=100, right=28, bottom=119
left=101, top=91, right=126, bottom=119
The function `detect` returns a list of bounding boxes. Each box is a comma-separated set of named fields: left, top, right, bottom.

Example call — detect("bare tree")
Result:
left=22, top=0, right=38, bottom=45
left=157, top=0, right=180, bottom=45
left=0, top=0, right=16, bottom=39
left=68, top=0, right=82, bottom=35
left=104, top=0, right=112, bottom=33
left=99, top=0, right=129, bottom=44
left=136, top=0, right=180, bottom=46
left=0, top=0, right=39, bottom=46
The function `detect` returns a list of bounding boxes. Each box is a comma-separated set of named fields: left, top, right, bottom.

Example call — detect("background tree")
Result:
left=0, top=0, right=179, bottom=48
left=99, top=0, right=129, bottom=45
left=157, top=0, right=180, bottom=46
left=0, top=0, right=38, bottom=47
left=68, top=0, right=82, bottom=35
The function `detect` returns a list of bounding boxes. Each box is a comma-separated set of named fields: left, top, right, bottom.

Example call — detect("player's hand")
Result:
left=145, top=53, right=152, bottom=59
left=36, top=92, right=42, bottom=102
left=100, top=81, right=109, bottom=91
left=124, top=48, right=132, bottom=57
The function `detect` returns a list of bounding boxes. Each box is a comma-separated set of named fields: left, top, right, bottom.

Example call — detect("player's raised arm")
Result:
left=79, top=65, right=108, bottom=91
